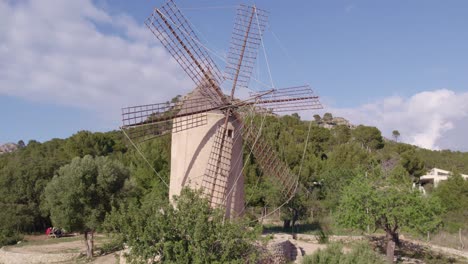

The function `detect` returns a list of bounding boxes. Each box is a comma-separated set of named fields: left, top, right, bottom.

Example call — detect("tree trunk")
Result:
left=84, top=230, right=94, bottom=258
left=261, top=206, right=266, bottom=224
left=386, top=238, right=395, bottom=263
left=385, top=231, right=397, bottom=263
left=460, top=228, right=465, bottom=250
left=283, top=220, right=291, bottom=230
left=292, top=209, right=299, bottom=233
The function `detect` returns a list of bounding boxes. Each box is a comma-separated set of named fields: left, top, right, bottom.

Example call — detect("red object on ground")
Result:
left=45, top=227, right=52, bottom=235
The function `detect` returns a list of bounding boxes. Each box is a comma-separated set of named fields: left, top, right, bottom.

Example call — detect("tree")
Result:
left=280, top=190, right=309, bottom=231
left=313, top=114, right=322, bottom=123
left=433, top=174, right=468, bottom=232
left=327, top=142, right=371, bottom=170
left=170, top=95, right=182, bottom=103
left=331, top=125, right=351, bottom=145
left=17, top=140, right=26, bottom=149
left=352, top=125, right=384, bottom=152
left=337, top=174, right=443, bottom=263
left=391, top=130, right=400, bottom=142
left=42, top=155, right=129, bottom=258
left=65, top=131, right=117, bottom=158
left=400, top=150, right=425, bottom=178
left=322, top=113, right=333, bottom=123
left=105, top=188, right=260, bottom=263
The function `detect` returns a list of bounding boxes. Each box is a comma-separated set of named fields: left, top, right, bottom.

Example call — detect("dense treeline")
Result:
left=1, top=114, right=467, bottom=256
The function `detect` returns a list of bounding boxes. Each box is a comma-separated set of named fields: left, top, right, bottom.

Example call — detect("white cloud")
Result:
left=0, top=0, right=192, bottom=121
left=328, top=89, right=468, bottom=150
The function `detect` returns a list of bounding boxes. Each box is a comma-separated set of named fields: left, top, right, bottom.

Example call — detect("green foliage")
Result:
left=392, top=130, right=400, bottom=141
left=96, top=236, right=125, bottom=255
left=121, top=136, right=171, bottom=198
left=0, top=138, right=70, bottom=232
left=400, top=149, right=426, bottom=177
left=417, top=148, right=468, bottom=173
left=302, top=242, right=385, bottom=264
left=330, top=125, right=351, bottom=145
left=313, top=114, right=321, bottom=122
left=319, top=167, right=360, bottom=210
left=387, top=164, right=412, bottom=186
left=316, top=230, right=329, bottom=244
left=0, top=230, right=22, bottom=247
left=432, top=174, right=468, bottom=232
left=322, top=113, right=333, bottom=123
left=337, top=174, right=443, bottom=236
left=351, top=125, right=384, bottom=151
left=41, top=155, right=129, bottom=232
left=65, top=131, right=125, bottom=158
left=327, top=143, right=371, bottom=170
left=105, top=188, right=260, bottom=264
left=0, top=131, right=126, bottom=234
left=1, top=112, right=468, bottom=258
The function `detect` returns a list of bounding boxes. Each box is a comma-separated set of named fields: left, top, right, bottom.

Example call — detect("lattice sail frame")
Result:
left=121, top=94, right=215, bottom=143
left=145, top=0, right=225, bottom=105
left=201, top=126, right=234, bottom=207
left=241, top=117, right=298, bottom=200
left=225, top=5, right=268, bottom=94
left=247, top=85, right=323, bottom=113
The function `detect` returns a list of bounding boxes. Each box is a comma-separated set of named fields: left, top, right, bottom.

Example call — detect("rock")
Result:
left=0, top=143, right=19, bottom=155
left=317, top=116, right=355, bottom=130
left=257, top=239, right=299, bottom=264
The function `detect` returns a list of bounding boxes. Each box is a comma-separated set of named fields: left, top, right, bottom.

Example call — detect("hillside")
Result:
left=0, top=114, right=467, bottom=262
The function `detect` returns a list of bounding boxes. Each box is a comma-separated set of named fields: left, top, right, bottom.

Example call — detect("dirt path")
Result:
left=1, top=233, right=466, bottom=264
left=272, top=233, right=468, bottom=263
left=0, top=234, right=114, bottom=264
left=406, top=238, right=468, bottom=260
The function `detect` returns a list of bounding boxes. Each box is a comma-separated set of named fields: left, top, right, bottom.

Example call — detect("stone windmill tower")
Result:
left=121, top=0, right=322, bottom=218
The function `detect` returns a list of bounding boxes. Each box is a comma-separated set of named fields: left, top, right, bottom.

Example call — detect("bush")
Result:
left=302, top=243, right=343, bottom=264
left=302, top=242, right=385, bottom=264
left=105, top=188, right=261, bottom=263
left=0, top=231, right=22, bottom=247
left=316, top=230, right=329, bottom=244
left=96, top=236, right=124, bottom=255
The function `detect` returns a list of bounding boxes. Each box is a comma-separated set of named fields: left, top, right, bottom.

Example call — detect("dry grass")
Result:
left=430, top=230, right=468, bottom=252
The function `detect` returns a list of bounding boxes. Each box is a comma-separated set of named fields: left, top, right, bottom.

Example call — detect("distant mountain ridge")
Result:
left=0, top=143, right=18, bottom=155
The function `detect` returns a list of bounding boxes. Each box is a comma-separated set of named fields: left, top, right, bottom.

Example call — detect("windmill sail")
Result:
left=145, top=0, right=225, bottom=105
left=240, top=116, right=298, bottom=200
left=246, top=85, right=323, bottom=113
left=121, top=93, right=216, bottom=143
left=202, top=126, right=234, bottom=207
left=225, top=4, right=268, bottom=98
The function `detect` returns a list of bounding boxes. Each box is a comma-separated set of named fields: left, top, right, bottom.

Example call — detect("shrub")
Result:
left=0, top=231, right=22, bottom=247
left=96, top=236, right=124, bottom=255
left=105, top=188, right=261, bottom=263
left=302, top=242, right=385, bottom=264
left=316, top=230, right=329, bottom=244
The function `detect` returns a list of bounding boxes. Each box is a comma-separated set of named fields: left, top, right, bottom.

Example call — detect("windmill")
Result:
left=121, top=0, right=322, bottom=218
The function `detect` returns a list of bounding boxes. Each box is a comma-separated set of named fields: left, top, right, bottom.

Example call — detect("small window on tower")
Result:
left=227, top=129, right=233, bottom=138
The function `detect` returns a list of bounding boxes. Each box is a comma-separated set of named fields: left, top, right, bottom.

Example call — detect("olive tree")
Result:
left=42, top=155, right=129, bottom=258
left=337, top=174, right=443, bottom=263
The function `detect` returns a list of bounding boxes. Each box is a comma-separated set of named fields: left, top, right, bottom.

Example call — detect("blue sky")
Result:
left=1, top=0, right=467, bottom=150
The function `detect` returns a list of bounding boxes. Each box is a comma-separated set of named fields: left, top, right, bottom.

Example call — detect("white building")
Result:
left=419, top=168, right=468, bottom=187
